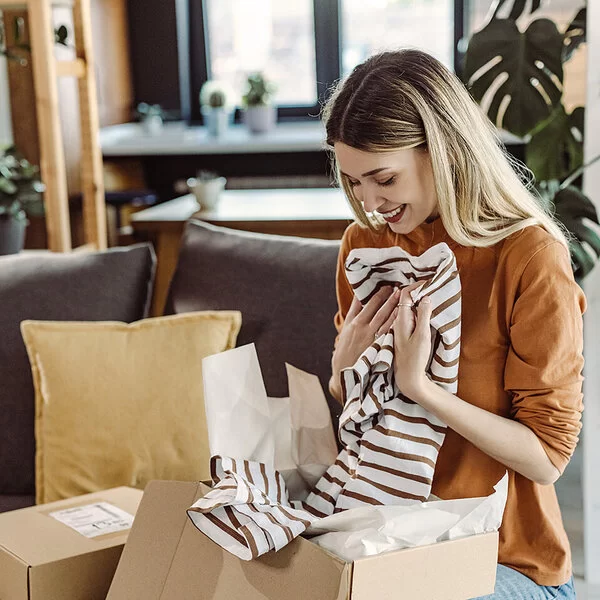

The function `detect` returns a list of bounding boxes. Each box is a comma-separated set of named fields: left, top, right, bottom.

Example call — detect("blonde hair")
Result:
left=322, top=49, right=567, bottom=247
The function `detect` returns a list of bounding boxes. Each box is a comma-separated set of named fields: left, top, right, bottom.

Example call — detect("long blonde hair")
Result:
left=322, top=49, right=567, bottom=247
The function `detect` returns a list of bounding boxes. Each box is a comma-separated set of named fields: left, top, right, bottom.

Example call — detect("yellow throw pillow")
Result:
left=21, top=311, right=241, bottom=504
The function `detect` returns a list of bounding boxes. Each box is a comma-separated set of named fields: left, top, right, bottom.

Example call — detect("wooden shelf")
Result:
left=2, top=0, right=106, bottom=251
left=55, top=58, right=86, bottom=79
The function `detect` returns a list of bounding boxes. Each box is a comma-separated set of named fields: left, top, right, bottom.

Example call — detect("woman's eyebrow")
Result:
left=341, top=167, right=391, bottom=179
left=361, top=167, right=390, bottom=177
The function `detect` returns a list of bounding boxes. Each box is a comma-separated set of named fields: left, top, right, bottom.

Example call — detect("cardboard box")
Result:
left=0, top=486, right=142, bottom=600
left=107, top=481, right=498, bottom=600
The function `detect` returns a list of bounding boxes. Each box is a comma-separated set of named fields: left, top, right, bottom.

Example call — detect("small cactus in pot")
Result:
left=200, top=81, right=236, bottom=137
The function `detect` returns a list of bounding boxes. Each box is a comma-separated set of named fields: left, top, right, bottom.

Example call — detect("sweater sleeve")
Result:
left=333, top=225, right=358, bottom=337
left=504, top=241, right=586, bottom=474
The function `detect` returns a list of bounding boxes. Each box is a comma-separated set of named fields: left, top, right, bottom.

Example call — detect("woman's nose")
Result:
left=362, top=187, right=384, bottom=213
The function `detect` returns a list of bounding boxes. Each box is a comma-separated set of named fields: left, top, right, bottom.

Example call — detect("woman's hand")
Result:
left=330, top=286, right=400, bottom=402
left=393, top=287, right=433, bottom=399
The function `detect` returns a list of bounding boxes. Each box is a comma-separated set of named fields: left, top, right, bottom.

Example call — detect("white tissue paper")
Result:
left=202, top=343, right=508, bottom=563
left=202, top=343, right=339, bottom=499
left=306, top=473, right=508, bottom=562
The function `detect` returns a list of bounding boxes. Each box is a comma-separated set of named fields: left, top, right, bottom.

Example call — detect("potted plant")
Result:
left=242, top=72, right=277, bottom=134
left=0, top=146, right=45, bottom=255
left=199, top=80, right=235, bottom=137
left=463, top=2, right=599, bottom=281
left=136, top=102, right=165, bottom=135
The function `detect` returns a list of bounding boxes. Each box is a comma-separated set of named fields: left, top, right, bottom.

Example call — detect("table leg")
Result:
left=151, top=230, right=183, bottom=316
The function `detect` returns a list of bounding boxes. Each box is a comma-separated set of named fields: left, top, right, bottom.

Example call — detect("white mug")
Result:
left=186, top=176, right=226, bottom=211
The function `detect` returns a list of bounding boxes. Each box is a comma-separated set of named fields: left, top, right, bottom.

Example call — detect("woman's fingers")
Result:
left=414, top=296, right=433, bottom=340
left=378, top=306, right=399, bottom=336
left=372, top=288, right=401, bottom=332
left=394, top=287, right=416, bottom=340
left=345, top=294, right=363, bottom=323
left=348, top=283, right=427, bottom=340
left=357, top=286, right=394, bottom=323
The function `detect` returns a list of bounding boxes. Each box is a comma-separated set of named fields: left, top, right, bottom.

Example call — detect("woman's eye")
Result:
left=378, top=176, right=396, bottom=187
left=348, top=180, right=360, bottom=188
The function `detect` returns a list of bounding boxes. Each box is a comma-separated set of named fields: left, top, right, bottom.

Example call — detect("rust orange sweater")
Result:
left=334, top=219, right=585, bottom=585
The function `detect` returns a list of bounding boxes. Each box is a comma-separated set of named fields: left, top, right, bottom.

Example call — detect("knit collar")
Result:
left=393, top=216, right=454, bottom=250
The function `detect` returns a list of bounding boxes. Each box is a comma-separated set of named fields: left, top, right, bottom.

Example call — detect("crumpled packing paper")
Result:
left=202, top=343, right=339, bottom=500
left=306, top=473, right=508, bottom=561
left=201, top=343, right=508, bottom=562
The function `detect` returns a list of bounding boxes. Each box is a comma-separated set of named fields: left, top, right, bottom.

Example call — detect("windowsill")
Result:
left=100, top=120, right=524, bottom=157
left=100, top=120, right=328, bottom=156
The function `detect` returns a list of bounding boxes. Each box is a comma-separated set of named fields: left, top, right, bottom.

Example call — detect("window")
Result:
left=341, top=0, right=455, bottom=76
left=205, top=0, right=317, bottom=106
left=190, top=0, right=466, bottom=121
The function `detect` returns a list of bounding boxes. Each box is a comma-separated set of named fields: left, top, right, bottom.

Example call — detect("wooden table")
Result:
left=131, top=188, right=353, bottom=315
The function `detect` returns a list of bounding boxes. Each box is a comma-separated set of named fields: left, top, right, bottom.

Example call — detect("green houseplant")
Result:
left=242, top=72, right=277, bottom=134
left=136, top=102, right=165, bottom=135
left=199, top=80, right=235, bottom=137
left=0, top=146, right=45, bottom=255
left=463, top=1, right=599, bottom=280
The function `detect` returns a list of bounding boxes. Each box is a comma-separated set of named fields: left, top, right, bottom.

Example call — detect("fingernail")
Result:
left=422, top=297, right=431, bottom=304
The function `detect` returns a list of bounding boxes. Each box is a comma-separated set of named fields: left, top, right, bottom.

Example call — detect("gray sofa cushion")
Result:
left=166, top=220, right=342, bottom=423
left=0, top=244, right=156, bottom=496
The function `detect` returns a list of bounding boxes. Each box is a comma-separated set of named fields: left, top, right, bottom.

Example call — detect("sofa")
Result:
left=0, top=219, right=342, bottom=513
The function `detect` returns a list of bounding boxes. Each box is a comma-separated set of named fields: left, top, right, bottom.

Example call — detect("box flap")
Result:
left=350, top=532, right=498, bottom=600
left=0, top=487, right=142, bottom=566
left=108, top=480, right=351, bottom=600
left=0, top=547, right=29, bottom=600
left=107, top=480, right=202, bottom=599
left=161, top=517, right=349, bottom=599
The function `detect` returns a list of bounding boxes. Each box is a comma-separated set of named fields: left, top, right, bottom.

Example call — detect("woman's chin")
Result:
left=387, top=216, right=414, bottom=234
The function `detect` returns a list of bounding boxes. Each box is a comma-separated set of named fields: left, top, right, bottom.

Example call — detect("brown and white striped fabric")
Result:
left=188, top=455, right=318, bottom=560
left=187, top=242, right=461, bottom=560
left=304, top=242, right=461, bottom=515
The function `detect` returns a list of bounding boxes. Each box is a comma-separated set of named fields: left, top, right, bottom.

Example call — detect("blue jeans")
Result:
left=472, top=565, right=577, bottom=599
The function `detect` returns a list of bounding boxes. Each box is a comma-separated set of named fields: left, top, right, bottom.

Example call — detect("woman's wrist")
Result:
left=401, top=374, right=435, bottom=405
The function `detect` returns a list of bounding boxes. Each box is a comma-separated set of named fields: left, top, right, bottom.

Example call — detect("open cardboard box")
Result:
left=107, top=481, right=498, bottom=600
left=0, top=486, right=142, bottom=600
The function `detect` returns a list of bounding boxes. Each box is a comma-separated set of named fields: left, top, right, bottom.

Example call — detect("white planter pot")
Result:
left=141, top=115, right=163, bottom=135
left=202, top=107, right=233, bottom=137
left=244, top=105, right=277, bottom=134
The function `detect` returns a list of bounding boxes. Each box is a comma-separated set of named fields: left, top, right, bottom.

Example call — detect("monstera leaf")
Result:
left=527, top=106, right=584, bottom=182
left=464, top=17, right=564, bottom=137
left=491, top=0, right=541, bottom=20
left=563, top=8, right=586, bottom=61
left=552, top=185, right=600, bottom=281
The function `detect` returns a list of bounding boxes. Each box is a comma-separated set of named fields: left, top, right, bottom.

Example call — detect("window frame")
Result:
left=187, top=0, right=467, bottom=123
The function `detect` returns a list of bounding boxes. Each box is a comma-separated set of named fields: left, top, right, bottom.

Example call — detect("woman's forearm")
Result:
left=409, top=378, right=561, bottom=486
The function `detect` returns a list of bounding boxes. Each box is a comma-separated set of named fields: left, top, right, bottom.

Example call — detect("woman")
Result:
left=325, top=49, right=583, bottom=599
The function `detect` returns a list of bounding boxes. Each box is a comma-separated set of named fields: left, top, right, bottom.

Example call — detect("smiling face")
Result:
left=334, top=142, right=439, bottom=235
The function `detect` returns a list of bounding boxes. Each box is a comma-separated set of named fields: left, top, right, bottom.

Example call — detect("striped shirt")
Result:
left=188, top=243, right=461, bottom=560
